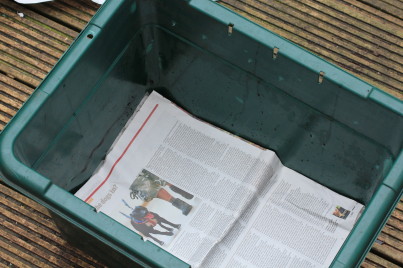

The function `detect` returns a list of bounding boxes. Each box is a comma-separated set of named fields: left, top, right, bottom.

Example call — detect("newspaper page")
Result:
left=75, top=91, right=363, bottom=267
left=201, top=167, right=363, bottom=268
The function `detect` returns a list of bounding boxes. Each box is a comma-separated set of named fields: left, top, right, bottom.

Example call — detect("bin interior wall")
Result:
left=13, top=0, right=402, bottom=205
left=13, top=24, right=151, bottom=191
left=148, top=28, right=397, bottom=205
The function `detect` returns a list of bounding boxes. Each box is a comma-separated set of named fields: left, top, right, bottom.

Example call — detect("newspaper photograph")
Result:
left=75, top=91, right=364, bottom=268
left=117, top=168, right=201, bottom=246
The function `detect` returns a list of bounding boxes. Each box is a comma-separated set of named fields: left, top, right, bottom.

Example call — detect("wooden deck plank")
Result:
left=0, top=260, right=10, bottom=268
left=303, top=0, right=403, bottom=44
left=0, top=60, right=42, bottom=88
left=0, top=221, right=76, bottom=267
left=275, top=0, right=403, bottom=64
left=0, top=236, right=52, bottom=268
left=0, top=33, right=58, bottom=67
left=0, top=245, right=34, bottom=268
left=0, top=73, right=34, bottom=95
left=0, top=91, right=23, bottom=112
left=2, top=1, right=78, bottom=38
left=0, top=102, right=17, bottom=118
left=262, top=0, right=403, bottom=61
left=231, top=0, right=403, bottom=85
left=0, top=77, right=28, bottom=104
left=0, top=6, right=72, bottom=46
left=382, top=225, right=403, bottom=243
left=0, top=209, right=100, bottom=267
left=0, top=42, right=52, bottom=73
left=0, top=50, right=48, bottom=80
left=59, top=0, right=98, bottom=16
left=323, top=0, right=403, bottom=38
left=344, top=0, right=403, bottom=29
left=0, top=193, right=59, bottom=233
left=221, top=1, right=403, bottom=98
left=357, top=0, right=403, bottom=19
left=396, top=201, right=403, bottom=211
left=360, top=261, right=377, bottom=268
left=392, top=207, right=403, bottom=220
left=372, top=242, right=403, bottom=265
left=76, top=0, right=102, bottom=10
left=50, top=1, right=94, bottom=23
left=25, top=3, right=88, bottom=32
left=300, top=0, right=403, bottom=57
left=0, top=22, right=63, bottom=59
left=0, top=183, right=104, bottom=267
left=372, top=0, right=403, bottom=10
left=377, top=232, right=403, bottom=253
left=365, top=252, right=401, bottom=268
left=0, top=113, right=11, bottom=129
left=220, top=0, right=403, bottom=99
left=0, top=12, right=70, bottom=52
left=0, top=183, right=51, bottom=217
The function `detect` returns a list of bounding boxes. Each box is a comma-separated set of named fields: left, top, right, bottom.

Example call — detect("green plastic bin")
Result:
left=0, top=0, right=402, bottom=267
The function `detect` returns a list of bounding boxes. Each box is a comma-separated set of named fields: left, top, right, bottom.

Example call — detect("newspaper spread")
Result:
left=76, top=91, right=364, bottom=268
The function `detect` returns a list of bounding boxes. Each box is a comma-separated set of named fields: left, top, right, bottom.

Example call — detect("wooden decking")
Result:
left=0, top=0, right=402, bottom=267
left=220, top=0, right=403, bottom=99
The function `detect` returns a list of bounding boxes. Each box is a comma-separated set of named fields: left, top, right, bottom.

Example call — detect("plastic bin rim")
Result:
left=189, top=0, right=403, bottom=114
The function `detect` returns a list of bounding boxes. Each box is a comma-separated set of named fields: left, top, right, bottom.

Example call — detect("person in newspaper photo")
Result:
left=130, top=169, right=194, bottom=215
left=121, top=201, right=181, bottom=246
left=332, top=206, right=351, bottom=219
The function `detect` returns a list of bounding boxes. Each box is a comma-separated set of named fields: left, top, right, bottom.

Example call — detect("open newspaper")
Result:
left=76, top=91, right=364, bottom=268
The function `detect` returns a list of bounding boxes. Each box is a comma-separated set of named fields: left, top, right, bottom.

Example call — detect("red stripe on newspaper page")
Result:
left=84, top=104, right=159, bottom=203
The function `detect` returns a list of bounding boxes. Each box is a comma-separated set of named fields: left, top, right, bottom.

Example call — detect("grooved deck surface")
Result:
left=221, top=0, right=403, bottom=99
left=0, top=0, right=402, bottom=267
